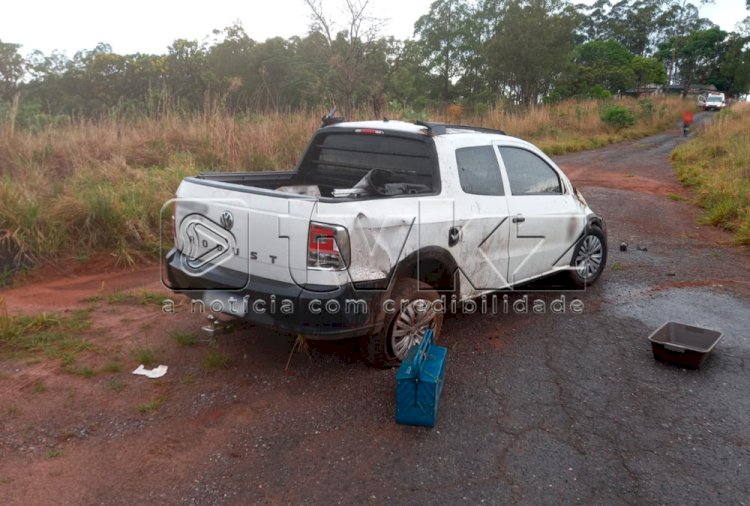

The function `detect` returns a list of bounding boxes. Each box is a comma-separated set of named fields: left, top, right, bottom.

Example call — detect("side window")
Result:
left=499, top=147, right=563, bottom=195
left=455, top=146, right=504, bottom=196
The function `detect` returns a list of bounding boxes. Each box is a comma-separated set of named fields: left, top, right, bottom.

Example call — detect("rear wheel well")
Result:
left=409, top=259, right=453, bottom=290
left=392, top=249, right=459, bottom=295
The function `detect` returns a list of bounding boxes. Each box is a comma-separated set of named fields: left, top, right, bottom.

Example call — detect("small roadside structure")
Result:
left=624, top=83, right=664, bottom=97
left=665, top=83, right=718, bottom=96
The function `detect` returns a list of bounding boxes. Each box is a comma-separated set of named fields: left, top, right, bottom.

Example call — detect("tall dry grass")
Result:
left=0, top=97, right=686, bottom=267
left=479, top=96, right=685, bottom=154
left=671, top=102, right=750, bottom=244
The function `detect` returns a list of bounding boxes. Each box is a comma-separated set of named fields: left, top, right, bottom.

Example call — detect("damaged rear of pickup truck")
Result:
left=165, top=118, right=607, bottom=367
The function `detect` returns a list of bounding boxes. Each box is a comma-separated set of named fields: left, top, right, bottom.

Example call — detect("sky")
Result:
left=0, top=0, right=747, bottom=56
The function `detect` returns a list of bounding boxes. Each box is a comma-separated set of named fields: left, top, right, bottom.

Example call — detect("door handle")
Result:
left=512, top=215, right=525, bottom=223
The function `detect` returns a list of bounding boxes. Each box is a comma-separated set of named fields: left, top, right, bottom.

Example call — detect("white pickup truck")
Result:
left=702, top=92, right=726, bottom=111
left=166, top=119, right=607, bottom=367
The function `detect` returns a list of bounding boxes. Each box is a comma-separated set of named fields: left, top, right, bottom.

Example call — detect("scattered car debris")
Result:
left=201, top=314, right=235, bottom=337
left=132, top=364, right=168, bottom=379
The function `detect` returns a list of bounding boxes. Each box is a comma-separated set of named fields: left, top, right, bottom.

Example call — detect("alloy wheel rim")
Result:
left=391, top=299, right=438, bottom=360
left=575, top=235, right=603, bottom=280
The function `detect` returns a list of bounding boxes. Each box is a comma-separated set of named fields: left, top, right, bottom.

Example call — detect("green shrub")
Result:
left=639, top=99, right=655, bottom=116
left=589, top=85, right=612, bottom=100
left=600, top=105, right=635, bottom=130
left=671, top=103, right=750, bottom=244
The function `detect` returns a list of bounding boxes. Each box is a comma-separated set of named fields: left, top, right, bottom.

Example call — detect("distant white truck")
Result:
left=702, top=92, right=726, bottom=111
left=165, top=118, right=607, bottom=367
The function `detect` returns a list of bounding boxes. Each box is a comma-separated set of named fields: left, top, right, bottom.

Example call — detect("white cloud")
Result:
left=0, top=0, right=432, bottom=55
left=1, top=0, right=744, bottom=56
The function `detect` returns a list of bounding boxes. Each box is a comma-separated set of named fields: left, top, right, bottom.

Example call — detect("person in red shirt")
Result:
left=682, top=111, right=694, bottom=137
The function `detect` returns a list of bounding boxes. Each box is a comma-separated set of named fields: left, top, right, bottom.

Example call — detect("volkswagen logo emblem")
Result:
left=219, top=211, right=234, bottom=230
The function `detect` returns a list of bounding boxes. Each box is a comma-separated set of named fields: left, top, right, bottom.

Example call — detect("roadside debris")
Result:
left=201, top=314, right=235, bottom=336
left=637, top=244, right=648, bottom=252
left=620, top=242, right=628, bottom=252
left=396, top=330, right=446, bottom=428
left=201, top=314, right=236, bottom=348
left=132, top=364, right=168, bottom=379
left=648, top=322, right=723, bottom=369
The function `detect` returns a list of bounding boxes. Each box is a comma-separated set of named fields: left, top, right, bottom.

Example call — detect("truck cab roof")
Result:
left=325, top=120, right=514, bottom=140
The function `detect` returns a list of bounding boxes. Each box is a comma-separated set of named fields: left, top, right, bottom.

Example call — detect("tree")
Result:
left=658, top=27, right=727, bottom=95
left=3, top=0, right=745, bottom=123
left=555, top=41, right=668, bottom=99
left=0, top=39, right=24, bottom=134
left=630, top=55, right=668, bottom=88
left=660, top=0, right=716, bottom=85
left=250, top=37, right=301, bottom=110
left=707, top=33, right=750, bottom=95
left=577, top=0, right=714, bottom=59
left=166, top=39, right=208, bottom=110
left=605, top=0, right=668, bottom=56
left=413, top=0, right=475, bottom=100
left=302, top=0, right=388, bottom=114
left=573, top=40, right=636, bottom=93
left=485, top=0, right=579, bottom=105
left=290, top=32, right=335, bottom=108
left=0, top=40, right=24, bottom=102
left=385, top=39, right=436, bottom=108
left=205, top=23, right=257, bottom=110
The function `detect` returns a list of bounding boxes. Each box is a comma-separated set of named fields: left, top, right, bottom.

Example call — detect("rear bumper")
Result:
left=165, top=249, right=389, bottom=340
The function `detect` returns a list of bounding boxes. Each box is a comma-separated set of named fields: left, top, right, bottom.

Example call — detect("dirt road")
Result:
left=2, top=118, right=749, bottom=504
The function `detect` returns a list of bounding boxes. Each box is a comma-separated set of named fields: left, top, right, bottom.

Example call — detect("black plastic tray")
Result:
left=648, top=322, right=723, bottom=369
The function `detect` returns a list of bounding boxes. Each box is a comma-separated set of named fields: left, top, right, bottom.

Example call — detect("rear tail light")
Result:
left=307, top=222, right=350, bottom=270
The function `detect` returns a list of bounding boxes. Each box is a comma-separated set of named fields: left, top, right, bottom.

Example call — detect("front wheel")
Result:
left=360, top=277, right=443, bottom=368
left=569, top=226, right=607, bottom=288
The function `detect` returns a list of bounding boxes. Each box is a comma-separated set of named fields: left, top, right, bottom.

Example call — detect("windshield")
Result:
left=707, top=96, right=723, bottom=103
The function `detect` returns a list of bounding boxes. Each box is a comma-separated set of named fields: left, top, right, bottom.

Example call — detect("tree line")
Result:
left=1, top=0, right=749, bottom=128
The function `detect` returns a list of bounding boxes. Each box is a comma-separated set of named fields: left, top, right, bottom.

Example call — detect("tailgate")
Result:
left=174, top=179, right=316, bottom=288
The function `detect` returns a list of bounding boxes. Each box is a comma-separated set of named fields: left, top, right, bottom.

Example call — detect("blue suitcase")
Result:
left=395, top=330, right=447, bottom=427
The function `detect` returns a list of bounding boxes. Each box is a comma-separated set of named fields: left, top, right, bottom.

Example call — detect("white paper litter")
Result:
left=132, top=364, right=168, bottom=379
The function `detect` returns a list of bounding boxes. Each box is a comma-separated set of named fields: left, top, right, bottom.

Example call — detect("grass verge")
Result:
left=170, top=330, right=199, bottom=347
left=201, top=350, right=231, bottom=372
left=133, top=346, right=160, bottom=368
left=137, top=395, right=167, bottom=413
left=671, top=103, right=750, bottom=244
left=105, top=290, right=166, bottom=306
left=0, top=301, right=93, bottom=361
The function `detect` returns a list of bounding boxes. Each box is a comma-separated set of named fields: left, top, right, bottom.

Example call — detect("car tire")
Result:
left=569, top=226, right=607, bottom=288
left=360, top=277, right=444, bottom=369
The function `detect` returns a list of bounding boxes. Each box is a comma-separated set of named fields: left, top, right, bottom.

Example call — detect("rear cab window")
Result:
left=455, top=145, right=505, bottom=196
left=299, top=130, right=438, bottom=198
